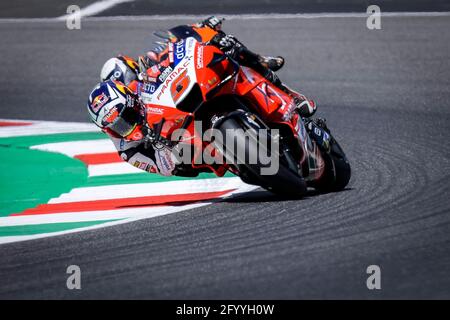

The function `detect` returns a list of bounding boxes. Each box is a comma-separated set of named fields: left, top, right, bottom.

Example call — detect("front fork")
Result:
left=292, top=113, right=327, bottom=182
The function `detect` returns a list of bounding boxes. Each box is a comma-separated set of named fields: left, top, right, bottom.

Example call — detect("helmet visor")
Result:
left=108, top=106, right=140, bottom=137
left=123, top=68, right=137, bottom=86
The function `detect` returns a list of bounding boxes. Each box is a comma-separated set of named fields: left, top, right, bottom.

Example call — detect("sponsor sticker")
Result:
left=207, top=76, right=218, bottom=85
left=126, top=95, right=134, bottom=108
left=143, top=83, right=157, bottom=94
left=147, top=107, right=164, bottom=115
left=103, top=106, right=119, bottom=124
left=91, top=93, right=109, bottom=113
left=174, top=39, right=185, bottom=64
left=131, top=131, right=143, bottom=140
left=196, top=45, right=204, bottom=69
left=158, top=66, right=173, bottom=83
left=112, top=70, right=122, bottom=80
left=139, top=162, right=148, bottom=170
left=158, top=149, right=175, bottom=173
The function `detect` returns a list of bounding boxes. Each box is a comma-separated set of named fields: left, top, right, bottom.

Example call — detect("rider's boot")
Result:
left=259, top=55, right=285, bottom=72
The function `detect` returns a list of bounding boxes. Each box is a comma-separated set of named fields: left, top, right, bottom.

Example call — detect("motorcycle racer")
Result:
left=87, top=80, right=177, bottom=176
left=89, top=18, right=321, bottom=178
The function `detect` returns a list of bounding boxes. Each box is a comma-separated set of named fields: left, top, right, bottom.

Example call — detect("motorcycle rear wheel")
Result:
left=214, top=114, right=307, bottom=197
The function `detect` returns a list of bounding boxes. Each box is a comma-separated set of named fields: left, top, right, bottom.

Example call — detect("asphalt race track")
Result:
left=0, top=13, right=450, bottom=298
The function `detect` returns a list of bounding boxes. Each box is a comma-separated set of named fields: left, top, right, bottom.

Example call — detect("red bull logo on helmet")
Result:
left=91, top=92, right=109, bottom=113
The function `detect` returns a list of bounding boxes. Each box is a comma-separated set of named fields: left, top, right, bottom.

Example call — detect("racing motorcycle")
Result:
left=139, top=37, right=351, bottom=196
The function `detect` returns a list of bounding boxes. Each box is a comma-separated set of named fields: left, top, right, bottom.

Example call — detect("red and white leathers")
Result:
left=108, top=132, right=177, bottom=176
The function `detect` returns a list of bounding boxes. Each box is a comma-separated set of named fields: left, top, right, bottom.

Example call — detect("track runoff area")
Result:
left=0, top=119, right=257, bottom=244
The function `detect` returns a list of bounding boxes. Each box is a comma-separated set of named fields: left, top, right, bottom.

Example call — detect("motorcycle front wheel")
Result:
left=312, top=135, right=351, bottom=192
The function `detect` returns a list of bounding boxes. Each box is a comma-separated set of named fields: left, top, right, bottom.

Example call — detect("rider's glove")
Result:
left=142, top=122, right=173, bottom=149
left=141, top=124, right=156, bottom=148
left=210, top=33, right=242, bottom=58
left=218, top=34, right=238, bottom=50
left=201, top=16, right=223, bottom=31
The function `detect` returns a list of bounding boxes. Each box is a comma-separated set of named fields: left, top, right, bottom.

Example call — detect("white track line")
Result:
left=0, top=119, right=99, bottom=137
left=1, top=202, right=212, bottom=227
left=88, top=162, right=143, bottom=176
left=31, top=139, right=115, bottom=157
left=0, top=12, right=449, bottom=23
left=0, top=183, right=257, bottom=244
left=57, top=0, right=136, bottom=20
left=82, top=11, right=450, bottom=21
left=1, top=183, right=257, bottom=227
left=49, top=177, right=247, bottom=203
left=0, top=202, right=207, bottom=244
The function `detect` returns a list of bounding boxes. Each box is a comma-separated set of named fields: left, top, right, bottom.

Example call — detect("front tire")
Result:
left=214, top=113, right=307, bottom=197
left=314, top=136, right=351, bottom=192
